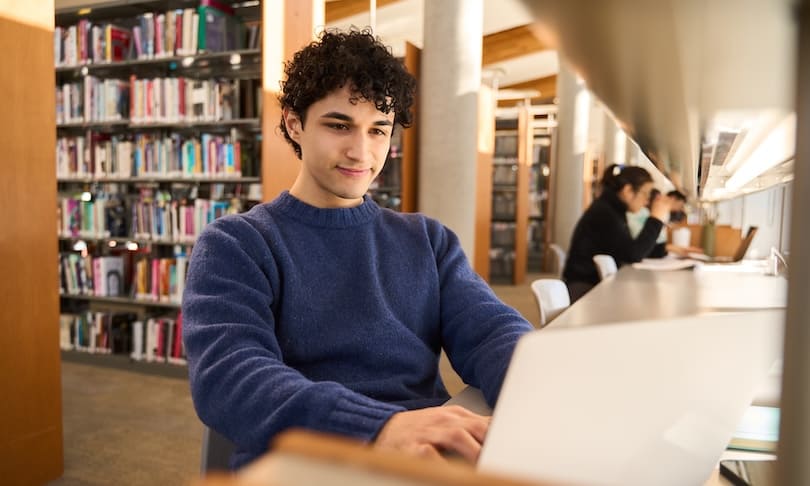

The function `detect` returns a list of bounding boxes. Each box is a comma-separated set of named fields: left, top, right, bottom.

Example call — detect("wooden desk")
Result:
left=192, top=430, right=557, bottom=486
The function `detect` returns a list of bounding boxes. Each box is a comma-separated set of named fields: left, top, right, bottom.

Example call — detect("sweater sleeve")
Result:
left=427, top=223, right=534, bottom=408
left=182, top=217, right=404, bottom=462
left=614, top=216, right=665, bottom=263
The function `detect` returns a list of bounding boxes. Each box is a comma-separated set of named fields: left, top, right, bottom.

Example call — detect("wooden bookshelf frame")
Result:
left=2, top=2, right=63, bottom=483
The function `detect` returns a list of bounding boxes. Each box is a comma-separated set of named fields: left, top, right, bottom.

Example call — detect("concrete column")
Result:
left=550, top=61, right=586, bottom=251
left=418, top=0, right=483, bottom=258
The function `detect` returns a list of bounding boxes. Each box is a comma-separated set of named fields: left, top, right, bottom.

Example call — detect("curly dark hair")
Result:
left=278, top=28, right=416, bottom=159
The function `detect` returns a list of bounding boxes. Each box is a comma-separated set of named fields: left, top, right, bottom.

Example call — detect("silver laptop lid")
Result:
left=478, top=310, right=784, bottom=486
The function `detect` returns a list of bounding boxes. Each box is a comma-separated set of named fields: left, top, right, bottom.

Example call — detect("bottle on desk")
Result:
left=701, top=220, right=716, bottom=257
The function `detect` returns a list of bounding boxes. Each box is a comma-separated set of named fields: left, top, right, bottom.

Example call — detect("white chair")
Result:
left=530, top=279, right=571, bottom=328
left=548, top=243, right=567, bottom=277
left=592, top=254, right=618, bottom=280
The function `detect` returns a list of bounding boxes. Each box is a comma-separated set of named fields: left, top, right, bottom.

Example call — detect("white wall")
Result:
left=715, top=183, right=792, bottom=259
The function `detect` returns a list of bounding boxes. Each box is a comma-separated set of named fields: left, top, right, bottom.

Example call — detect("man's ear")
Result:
left=283, top=108, right=302, bottom=141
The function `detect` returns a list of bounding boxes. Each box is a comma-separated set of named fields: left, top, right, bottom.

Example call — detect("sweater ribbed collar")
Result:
left=269, top=191, right=380, bottom=228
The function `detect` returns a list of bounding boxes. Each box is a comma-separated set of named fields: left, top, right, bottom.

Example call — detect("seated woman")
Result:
left=562, top=164, right=671, bottom=302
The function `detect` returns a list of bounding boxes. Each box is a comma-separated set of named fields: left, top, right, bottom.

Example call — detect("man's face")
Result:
left=284, top=85, right=395, bottom=208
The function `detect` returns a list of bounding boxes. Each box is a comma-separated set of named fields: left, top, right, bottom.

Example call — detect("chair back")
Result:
left=530, top=279, right=571, bottom=327
left=592, top=254, right=618, bottom=280
left=548, top=243, right=567, bottom=277
left=201, top=425, right=237, bottom=474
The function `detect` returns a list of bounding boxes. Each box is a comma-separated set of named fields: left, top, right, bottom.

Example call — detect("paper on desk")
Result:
left=632, top=258, right=698, bottom=271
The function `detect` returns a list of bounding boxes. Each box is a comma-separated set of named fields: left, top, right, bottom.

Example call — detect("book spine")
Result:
left=131, top=320, right=143, bottom=361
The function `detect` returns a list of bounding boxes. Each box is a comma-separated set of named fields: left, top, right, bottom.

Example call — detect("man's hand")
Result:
left=374, top=405, right=490, bottom=463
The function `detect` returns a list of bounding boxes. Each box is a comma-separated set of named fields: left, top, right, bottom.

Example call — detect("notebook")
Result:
left=477, top=310, right=784, bottom=486
left=689, top=226, right=759, bottom=263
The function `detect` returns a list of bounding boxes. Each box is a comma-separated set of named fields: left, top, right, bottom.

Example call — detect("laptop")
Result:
left=476, top=310, right=784, bottom=486
left=688, top=226, right=758, bottom=263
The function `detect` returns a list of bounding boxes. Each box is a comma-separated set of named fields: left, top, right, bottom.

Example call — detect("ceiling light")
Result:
left=725, top=113, right=795, bottom=191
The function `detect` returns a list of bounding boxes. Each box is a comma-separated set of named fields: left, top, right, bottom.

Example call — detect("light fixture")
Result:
left=80, top=191, right=92, bottom=202
left=72, top=240, right=87, bottom=252
left=725, top=113, right=795, bottom=191
left=125, top=241, right=139, bottom=251
left=229, top=53, right=241, bottom=65
left=77, top=8, right=91, bottom=15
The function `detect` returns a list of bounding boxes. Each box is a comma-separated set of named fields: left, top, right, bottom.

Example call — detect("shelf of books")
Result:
left=490, top=118, right=522, bottom=284
left=369, top=126, right=406, bottom=211
left=490, top=105, right=558, bottom=283
left=527, top=106, right=557, bottom=273
left=55, top=0, right=263, bottom=374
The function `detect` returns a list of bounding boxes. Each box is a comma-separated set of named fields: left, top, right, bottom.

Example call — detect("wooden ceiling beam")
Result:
left=325, top=0, right=402, bottom=24
left=498, top=75, right=558, bottom=107
left=482, top=24, right=551, bottom=66
left=502, top=75, right=557, bottom=96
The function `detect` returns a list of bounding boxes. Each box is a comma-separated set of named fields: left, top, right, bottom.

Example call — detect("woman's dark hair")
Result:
left=278, top=28, right=416, bottom=159
left=600, top=164, right=653, bottom=193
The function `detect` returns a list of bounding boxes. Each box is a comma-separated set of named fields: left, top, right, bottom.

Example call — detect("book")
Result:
left=728, top=406, right=780, bottom=453
left=105, top=24, right=132, bottom=62
left=131, top=320, right=144, bottom=361
left=197, top=0, right=240, bottom=52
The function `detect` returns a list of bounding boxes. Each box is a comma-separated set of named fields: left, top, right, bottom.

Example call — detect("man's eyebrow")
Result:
left=320, top=111, right=353, bottom=121
left=320, top=111, right=393, bottom=127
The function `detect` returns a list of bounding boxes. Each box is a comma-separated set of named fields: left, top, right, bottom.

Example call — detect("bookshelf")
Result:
left=369, top=126, right=406, bottom=210
left=53, top=1, right=417, bottom=372
left=55, top=0, right=263, bottom=371
left=489, top=105, right=557, bottom=284
left=527, top=105, right=557, bottom=273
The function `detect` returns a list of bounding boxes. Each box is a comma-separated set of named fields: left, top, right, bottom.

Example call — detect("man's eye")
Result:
left=371, top=128, right=388, bottom=136
left=328, top=123, right=349, bottom=130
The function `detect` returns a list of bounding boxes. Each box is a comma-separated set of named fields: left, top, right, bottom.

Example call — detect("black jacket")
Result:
left=562, top=191, right=664, bottom=286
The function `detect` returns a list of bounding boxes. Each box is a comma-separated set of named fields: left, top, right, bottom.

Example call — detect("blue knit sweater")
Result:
left=182, top=191, right=533, bottom=468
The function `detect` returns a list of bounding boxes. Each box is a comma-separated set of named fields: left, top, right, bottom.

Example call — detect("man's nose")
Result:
left=345, top=132, right=371, bottom=161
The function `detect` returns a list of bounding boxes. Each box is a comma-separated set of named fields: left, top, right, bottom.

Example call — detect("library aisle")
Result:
left=48, top=276, right=544, bottom=485
left=48, top=362, right=200, bottom=486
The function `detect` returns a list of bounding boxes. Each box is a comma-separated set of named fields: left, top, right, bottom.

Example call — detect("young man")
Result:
left=182, top=29, right=534, bottom=469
